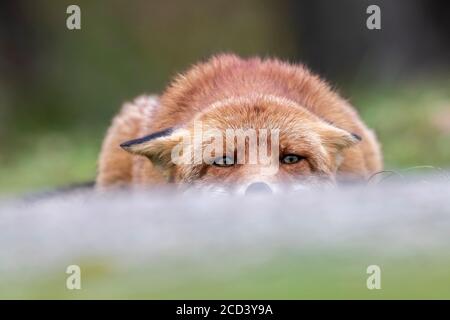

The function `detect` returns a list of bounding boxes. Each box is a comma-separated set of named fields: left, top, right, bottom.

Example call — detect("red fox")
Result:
left=96, top=54, right=382, bottom=194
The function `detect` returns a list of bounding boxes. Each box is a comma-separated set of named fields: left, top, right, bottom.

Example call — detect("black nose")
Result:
left=245, top=182, right=273, bottom=195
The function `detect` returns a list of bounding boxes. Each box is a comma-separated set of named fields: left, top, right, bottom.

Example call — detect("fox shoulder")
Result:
left=96, top=95, right=159, bottom=189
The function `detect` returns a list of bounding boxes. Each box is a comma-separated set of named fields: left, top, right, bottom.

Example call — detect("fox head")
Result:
left=120, top=94, right=361, bottom=194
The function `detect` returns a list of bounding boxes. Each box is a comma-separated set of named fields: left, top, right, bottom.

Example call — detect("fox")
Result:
left=96, top=54, right=382, bottom=194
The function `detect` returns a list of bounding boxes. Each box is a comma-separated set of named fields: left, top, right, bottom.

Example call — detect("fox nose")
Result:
left=245, top=182, right=273, bottom=195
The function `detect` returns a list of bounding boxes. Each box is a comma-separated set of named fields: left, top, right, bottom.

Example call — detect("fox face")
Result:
left=97, top=54, right=381, bottom=191
left=120, top=95, right=360, bottom=194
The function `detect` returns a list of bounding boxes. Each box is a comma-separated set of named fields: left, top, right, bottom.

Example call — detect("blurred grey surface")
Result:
left=1, top=178, right=449, bottom=273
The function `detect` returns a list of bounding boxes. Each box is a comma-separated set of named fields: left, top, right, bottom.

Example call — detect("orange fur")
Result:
left=96, top=54, right=382, bottom=190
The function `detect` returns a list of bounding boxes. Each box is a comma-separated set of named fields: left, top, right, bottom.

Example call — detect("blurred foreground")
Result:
left=0, top=177, right=449, bottom=299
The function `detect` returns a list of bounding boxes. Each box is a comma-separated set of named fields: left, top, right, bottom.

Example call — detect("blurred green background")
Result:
left=2, top=251, right=450, bottom=299
left=0, top=0, right=449, bottom=194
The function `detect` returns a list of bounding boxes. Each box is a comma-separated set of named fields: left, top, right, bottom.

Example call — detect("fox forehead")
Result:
left=174, top=103, right=329, bottom=166
left=193, top=94, right=323, bottom=130
left=205, top=94, right=304, bottom=112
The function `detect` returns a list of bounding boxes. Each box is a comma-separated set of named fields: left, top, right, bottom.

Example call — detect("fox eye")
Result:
left=213, top=156, right=234, bottom=167
left=281, top=154, right=304, bottom=164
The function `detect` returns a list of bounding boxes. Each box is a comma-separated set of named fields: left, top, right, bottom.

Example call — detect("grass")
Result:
left=351, top=78, right=450, bottom=168
left=2, top=251, right=449, bottom=299
left=0, top=131, right=101, bottom=194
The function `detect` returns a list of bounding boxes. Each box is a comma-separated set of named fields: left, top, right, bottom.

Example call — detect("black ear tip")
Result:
left=351, top=133, right=362, bottom=141
left=119, top=127, right=175, bottom=150
left=120, top=139, right=139, bottom=149
left=120, top=142, right=132, bottom=149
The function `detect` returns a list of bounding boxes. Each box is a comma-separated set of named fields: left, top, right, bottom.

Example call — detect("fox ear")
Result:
left=318, top=124, right=361, bottom=152
left=120, top=127, right=186, bottom=172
